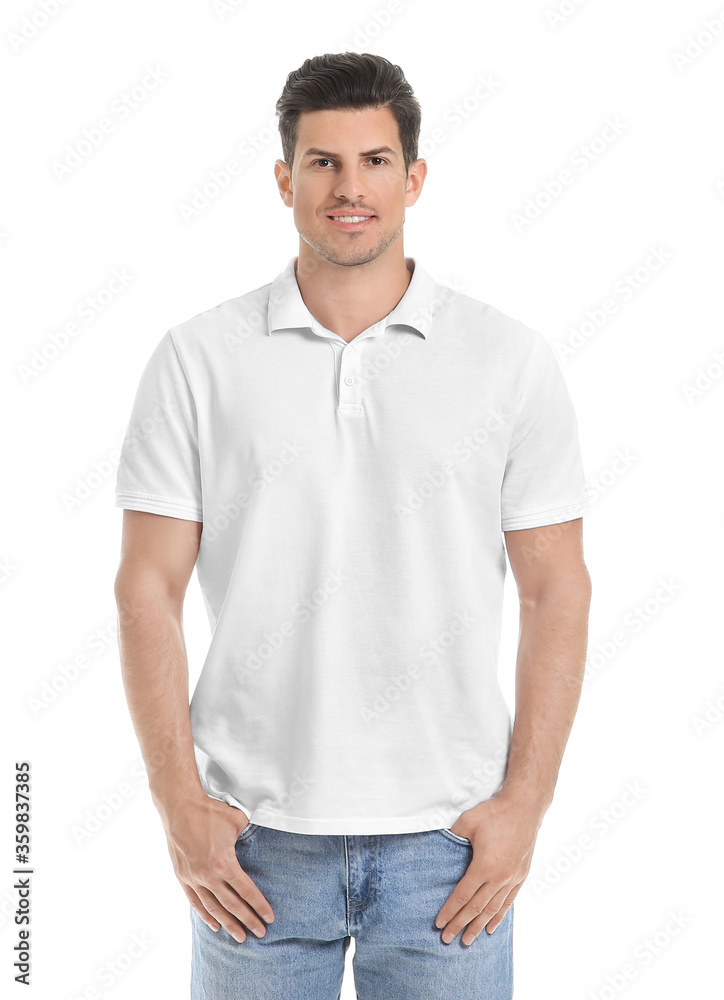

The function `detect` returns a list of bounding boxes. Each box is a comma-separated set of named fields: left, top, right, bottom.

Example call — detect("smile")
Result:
left=327, top=216, right=376, bottom=230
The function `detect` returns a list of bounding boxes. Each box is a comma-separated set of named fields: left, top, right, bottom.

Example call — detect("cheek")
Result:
left=290, top=180, right=322, bottom=212
left=377, top=180, right=408, bottom=208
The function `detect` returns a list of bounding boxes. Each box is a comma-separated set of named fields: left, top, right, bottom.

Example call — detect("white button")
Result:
left=344, top=376, right=355, bottom=386
left=346, top=345, right=355, bottom=354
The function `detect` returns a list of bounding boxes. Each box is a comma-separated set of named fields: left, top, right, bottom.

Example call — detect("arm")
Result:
left=114, top=509, right=205, bottom=811
left=436, top=517, right=591, bottom=944
left=497, top=515, right=592, bottom=817
left=114, top=509, right=274, bottom=941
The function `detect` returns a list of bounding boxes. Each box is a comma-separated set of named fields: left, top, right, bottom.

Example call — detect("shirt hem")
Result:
left=501, top=497, right=590, bottom=531
left=115, top=491, right=203, bottom=522
left=245, top=811, right=464, bottom=835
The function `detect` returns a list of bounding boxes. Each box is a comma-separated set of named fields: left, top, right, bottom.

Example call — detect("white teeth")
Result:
left=332, top=216, right=371, bottom=223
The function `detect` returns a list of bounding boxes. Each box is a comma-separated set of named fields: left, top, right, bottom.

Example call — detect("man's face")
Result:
left=275, top=106, right=425, bottom=267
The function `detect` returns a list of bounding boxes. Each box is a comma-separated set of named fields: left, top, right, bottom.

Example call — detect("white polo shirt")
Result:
left=114, top=256, right=590, bottom=835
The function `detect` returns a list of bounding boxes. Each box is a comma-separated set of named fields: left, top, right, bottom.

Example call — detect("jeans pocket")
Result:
left=236, top=822, right=258, bottom=842
left=439, top=827, right=473, bottom=846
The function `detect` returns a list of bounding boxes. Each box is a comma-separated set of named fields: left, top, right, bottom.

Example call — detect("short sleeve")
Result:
left=501, top=332, right=590, bottom=531
left=114, top=330, right=203, bottom=521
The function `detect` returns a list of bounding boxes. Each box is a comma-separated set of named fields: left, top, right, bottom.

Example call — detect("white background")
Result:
left=3, top=0, right=722, bottom=997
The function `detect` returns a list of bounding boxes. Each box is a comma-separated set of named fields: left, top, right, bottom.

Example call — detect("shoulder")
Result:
left=446, top=284, right=545, bottom=364
left=167, top=277, right=275, bottom=359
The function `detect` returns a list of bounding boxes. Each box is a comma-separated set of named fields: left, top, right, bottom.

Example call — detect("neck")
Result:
left=294, top=246, right=413, bottom=344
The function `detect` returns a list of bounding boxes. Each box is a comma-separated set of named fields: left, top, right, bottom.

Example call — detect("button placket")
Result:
left=338, top=341, right=360, bottom=412
left=336, top=321, right=384, bottom=415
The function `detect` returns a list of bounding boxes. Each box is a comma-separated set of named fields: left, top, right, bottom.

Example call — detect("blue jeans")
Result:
left=190, top=823, right=514, bottom=999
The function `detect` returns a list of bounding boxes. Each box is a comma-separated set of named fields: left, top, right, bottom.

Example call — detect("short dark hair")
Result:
left=275, top=52, right=422, bottom=177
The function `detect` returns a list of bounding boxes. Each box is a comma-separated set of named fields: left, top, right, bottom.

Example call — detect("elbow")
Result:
left=519, top=567, right=592, bottom=612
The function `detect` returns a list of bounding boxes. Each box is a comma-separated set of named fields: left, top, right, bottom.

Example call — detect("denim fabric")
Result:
left=190, top=824, right=513, bottom=999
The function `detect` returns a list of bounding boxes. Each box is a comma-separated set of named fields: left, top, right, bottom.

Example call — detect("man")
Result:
left=114, top=52, right=592, bottom=999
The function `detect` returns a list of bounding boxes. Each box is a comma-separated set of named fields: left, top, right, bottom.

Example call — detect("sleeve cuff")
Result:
left=501, top=497, right=590, bottom=531
left=115, top=491, right=203, bottom=522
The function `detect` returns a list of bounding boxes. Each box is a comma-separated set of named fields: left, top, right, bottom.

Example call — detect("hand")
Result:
left=157, top=794, right=275, bottom=943
left=435, top=793, right=543, bottom=946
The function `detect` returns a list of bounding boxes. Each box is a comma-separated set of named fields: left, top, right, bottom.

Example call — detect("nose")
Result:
left=333, top=165, right=367, bottom=203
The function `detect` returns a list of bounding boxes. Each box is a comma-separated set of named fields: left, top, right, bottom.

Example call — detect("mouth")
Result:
left=327, top=214, right=376, bottom=231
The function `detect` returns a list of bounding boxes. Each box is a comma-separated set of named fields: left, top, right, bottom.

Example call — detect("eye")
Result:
left=311, top=157, right=388, bottom=167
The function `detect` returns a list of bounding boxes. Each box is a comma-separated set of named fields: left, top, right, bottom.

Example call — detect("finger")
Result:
left=228, top=869, right=275, bottom=924
left=212, top=879, right=273, bottom=938
left=193, top=883, right=267, bottom=943
left=456, top=885, right=515, bottom=945
left=485, top=883, right=522, bottom=934
left=181, top=882, right=221, bottom=932
left=435, top=870, right=485, bottom=930
left=440, top=883, right=504, bottom=944
left=484, top=901, right=512, bottom=935
left=461, top=893, right=509, bottom=943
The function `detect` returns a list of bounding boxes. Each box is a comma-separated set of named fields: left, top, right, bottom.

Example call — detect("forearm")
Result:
left=114, top=574, right=207, bottom=820
left=497, top=572, right=592, bottom=820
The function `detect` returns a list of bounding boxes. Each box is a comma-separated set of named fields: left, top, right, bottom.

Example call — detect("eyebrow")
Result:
left=302, top=146, right=398, bottom=159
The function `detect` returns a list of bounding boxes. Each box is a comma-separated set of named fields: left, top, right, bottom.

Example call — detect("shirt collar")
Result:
left=267, top=256, right=439, bottom=340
